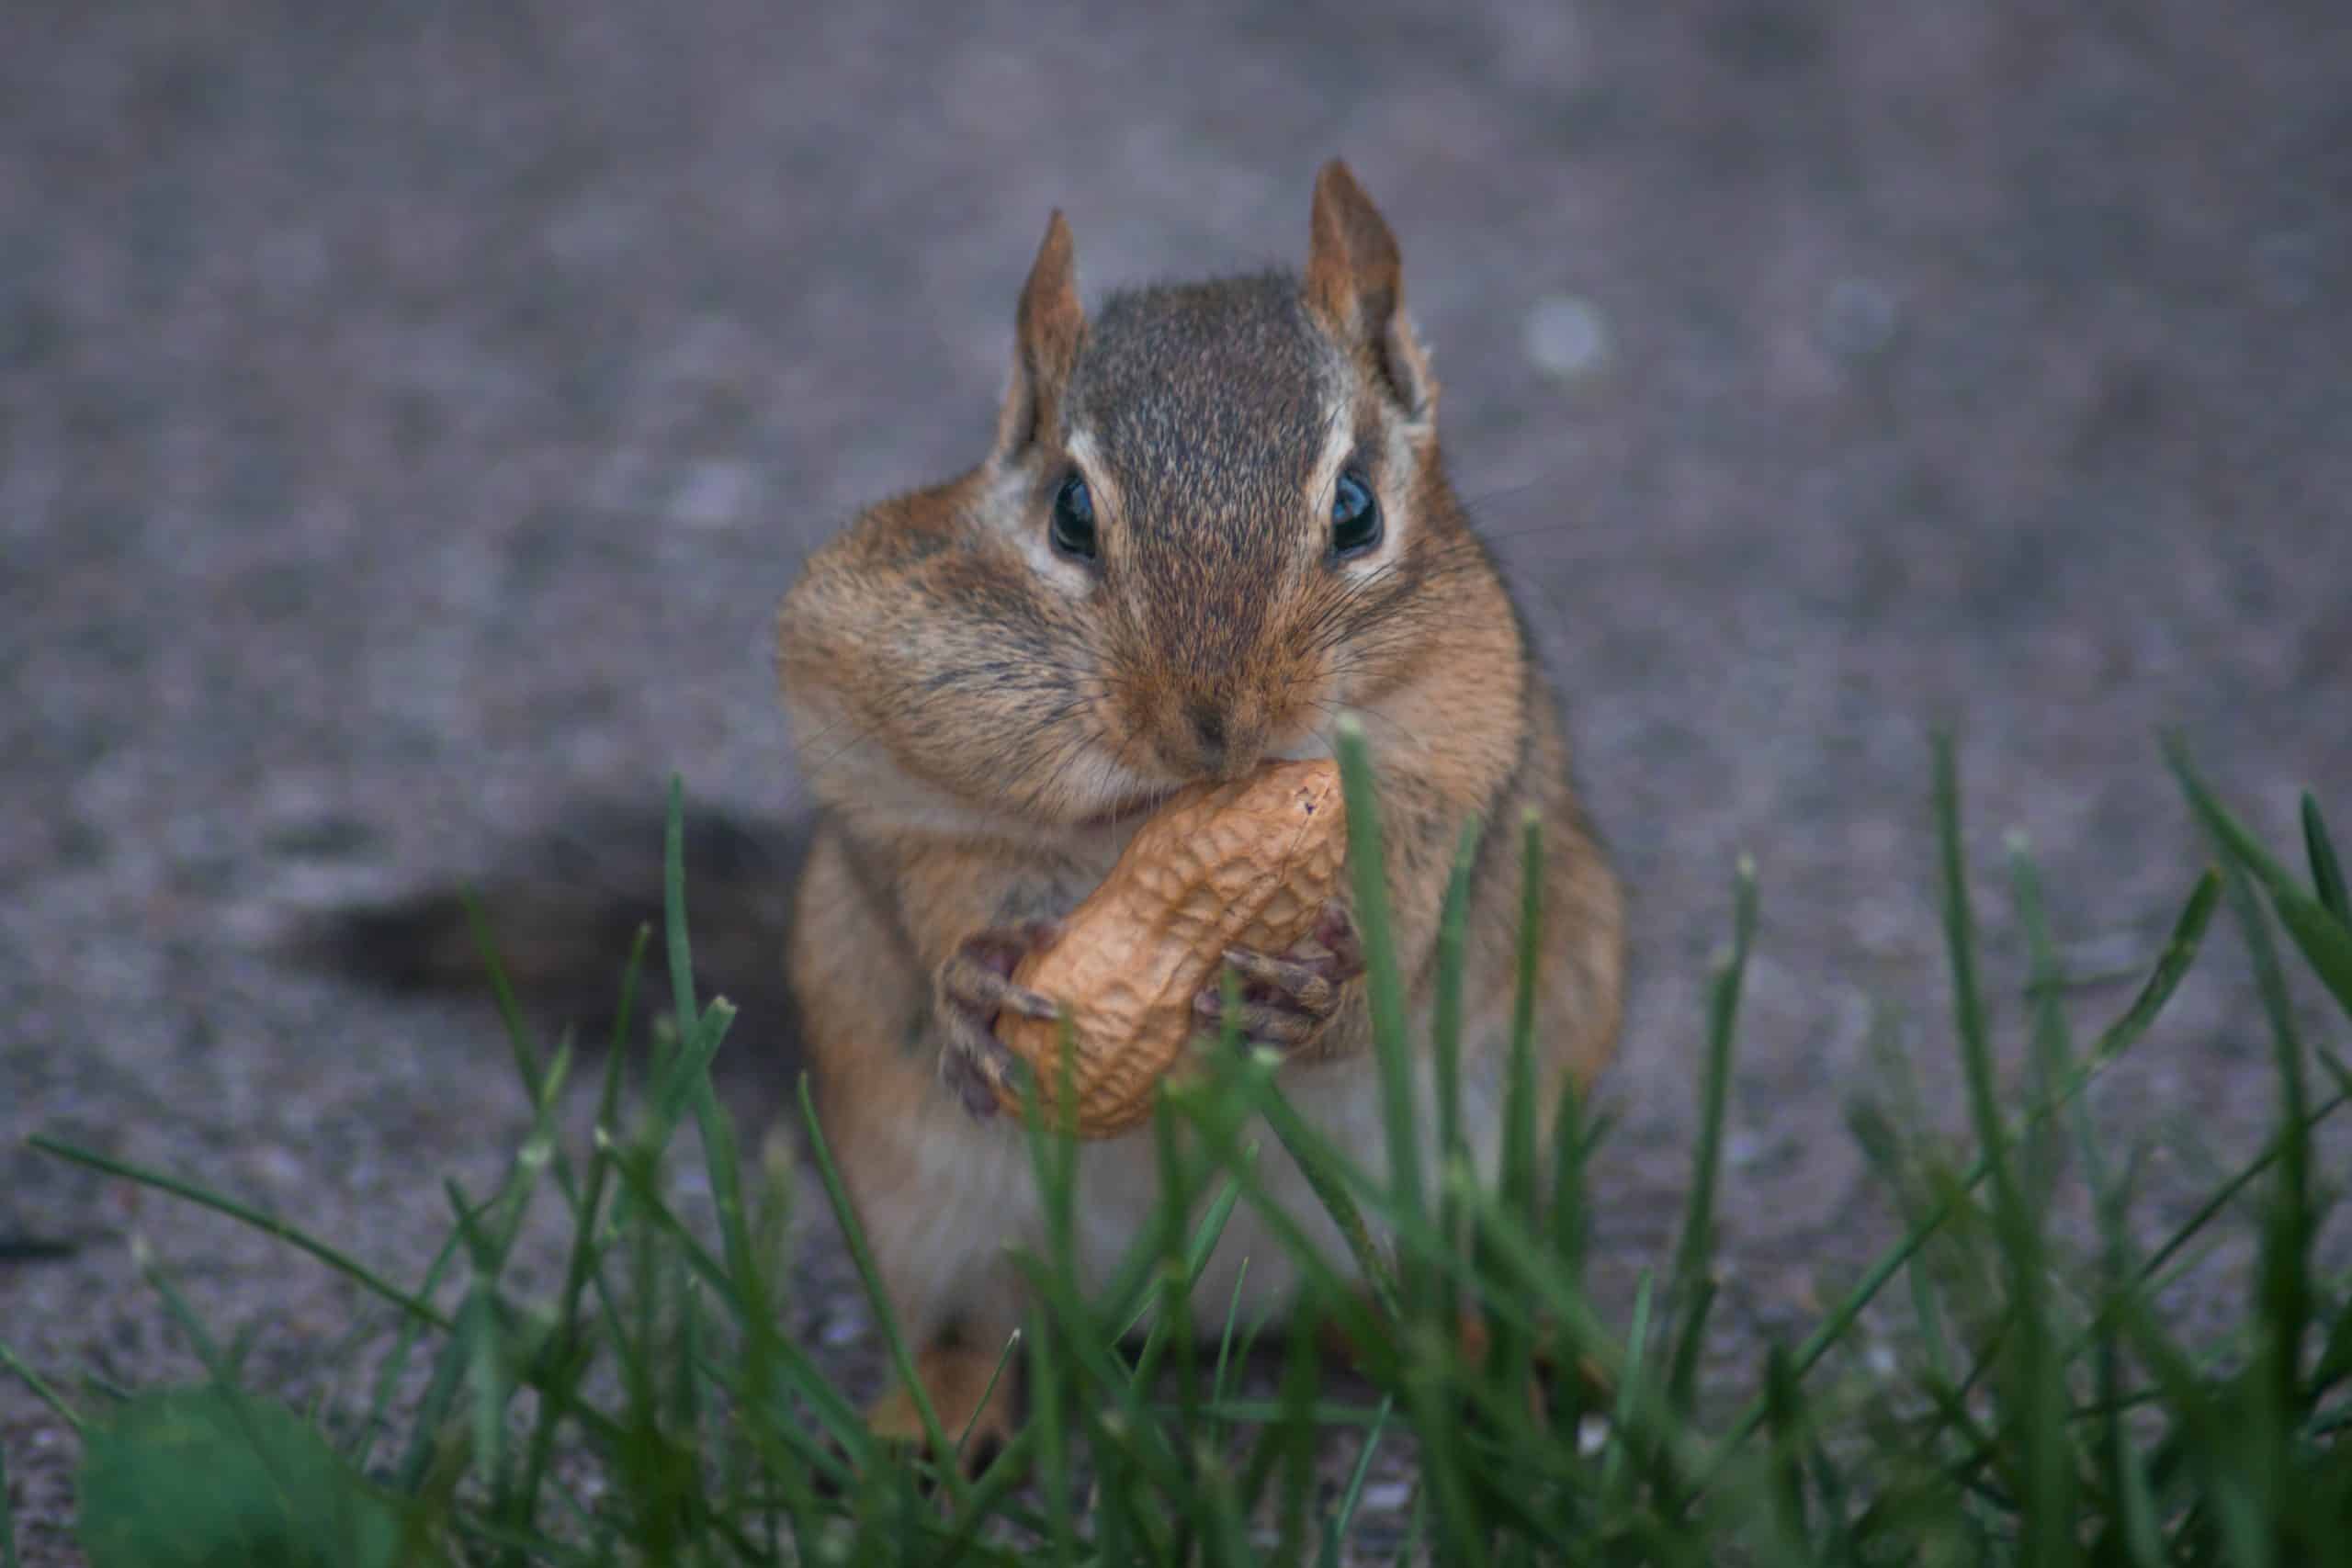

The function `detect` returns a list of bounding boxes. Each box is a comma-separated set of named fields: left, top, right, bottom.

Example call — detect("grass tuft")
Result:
left=10, top=743, right=2347, bottom=1565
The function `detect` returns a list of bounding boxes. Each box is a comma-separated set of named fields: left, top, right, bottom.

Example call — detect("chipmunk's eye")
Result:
left=1050, top=473, right=1097, bottom=561
left=1330, top=469, right=1382, bottom=558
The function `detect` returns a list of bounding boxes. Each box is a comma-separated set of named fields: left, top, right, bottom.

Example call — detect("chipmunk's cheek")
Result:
left=1058, top=728, right=1166, bottom=829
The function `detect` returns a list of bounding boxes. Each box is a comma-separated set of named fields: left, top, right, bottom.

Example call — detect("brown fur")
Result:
left=774, top=160, right=1624, bottom=1466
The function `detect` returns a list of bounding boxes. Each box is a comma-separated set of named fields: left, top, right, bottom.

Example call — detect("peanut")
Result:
left=989, top=759, right=1349, bottom=1136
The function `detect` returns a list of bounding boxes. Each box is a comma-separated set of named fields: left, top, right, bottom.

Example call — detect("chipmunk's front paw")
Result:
left=1193, top=900, right=1364, bottom=1053
left=936, top=919, right=1066, bottom=1121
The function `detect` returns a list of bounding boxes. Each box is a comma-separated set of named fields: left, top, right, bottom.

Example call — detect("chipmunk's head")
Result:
left=971, top=160, right=1464, bottom=823
left=775, top=161, right=1495, bottom=835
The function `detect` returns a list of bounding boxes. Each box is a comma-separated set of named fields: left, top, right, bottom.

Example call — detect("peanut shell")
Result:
left=989, top=758, right=1348, bottom=1136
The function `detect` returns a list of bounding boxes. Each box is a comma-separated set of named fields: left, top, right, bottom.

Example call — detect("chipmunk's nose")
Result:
left=1177, top=695, right=1263, bottom=781
left=1188, top=702, right=1227, bottom=755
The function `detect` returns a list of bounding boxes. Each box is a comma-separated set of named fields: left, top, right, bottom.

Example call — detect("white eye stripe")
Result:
left=1063, top=429, right=1113, bottom=509
left=1306, top=419, right=1356, bottom=511
left=993, top=428, right=1103, bottom=594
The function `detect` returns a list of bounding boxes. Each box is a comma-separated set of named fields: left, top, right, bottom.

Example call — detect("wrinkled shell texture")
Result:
left=994, top=760, right=1347, bottom=1136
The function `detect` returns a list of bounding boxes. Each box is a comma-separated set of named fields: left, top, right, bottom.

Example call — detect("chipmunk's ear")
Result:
left=1305, top=160, right=1435, bottom=420
left=995, top=209, right=1088, bottom=457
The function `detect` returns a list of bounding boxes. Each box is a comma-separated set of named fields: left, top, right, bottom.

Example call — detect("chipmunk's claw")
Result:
left=937, top=920, right=1066, bottom=1120
left=1194, top=900, right=1363, bottom=1054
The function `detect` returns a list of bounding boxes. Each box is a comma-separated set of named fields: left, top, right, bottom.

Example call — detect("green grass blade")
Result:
left=0, top=1340, right=83, bottom=1433
left=1028, top=1296, right=1077, bottom=1568
left=794, top=1075, right=959, bottom=1504
left=2007, top=833, right=2078, bottom=1206
left=0, top=1438, right=17, bottom=1568
left=1321, top=1397, right=1395, bottom=1565
left=1476, top=810, right=1548, bottom=1403
left=1167, top=1172, right=1248, bottom=1342
left=2166, top=739, right=2352, bottom=1018
left=1209, top=1257, right=1251, bottom=1447
left=1547, top=1074, right=1591, bottom=1348
left=1760, top=1344, right=1811, bottom=1549
left=1669, top=854, right=1757, bottom=1416
left=431, top=1034, right=576, bottom=1520
left=2218, top=857, right=2315, bottom=1427
left=2310, top=1321, right=2352, bottom=1424
left=393, top=1317, right=474, bottom=1496
left=1931, top=736, right=2071, bottom=1568
left=1099, top=1098, right=1227, bottom=1345
left=1664, top=1277, right=1719, bottom=1427
left=587, top=776, right=740, bottom=1251
left=464, top=1279, right=508, bottom=1495
left=1268, top=1297, right=1326, bottom=1567
left=2098, top=1177, right=2166, bottom=1568
left=458, top=888, right=549, bottom=1107
left=1195, top=1442, right=1257, bottom=1568
left=1397, top=1484, right=1430, bottom=1568
left=1019, top=1012, right=1083, bottom=1293
left=506, top=921, right=647, bottom=1541
left=350, top=1224, right=466, bottom=1472
left=2134, top=1085, right=2350, bottom=1298
left=1254, top=1080, right=1402, bottom=1322
left=661, top=773, right=702, bottom=1040
left=1930, top=742, right=1997, bottom=1174
left=1503, top=810, right=1545, bottom=1235
left=1432, top=816, right=1485, bottom=1337
left=685, top=1063, right=775, bottom=1427
left=2303, top=792, right=2348, bottom=923
left=956, top=1329, right=1022, bottom=1459
left=1126, top=1112, right=1249, bottom=1395
left=2172, top=746, right=2320, bottom=1424
left=2014, top=833, right=2170, bottom=1568
left=1334, top=716, right=1426, bottom=1240
left=1092, top=1438, right=1134, bottom=1568
left=458, top=880, right=640, bottom=1332
left=1396, top=1364, right=1491, bottom=1568
left=27, top=1138, right=451, bottom=1336
left=1597, top=1270, right=1655, bottom=1503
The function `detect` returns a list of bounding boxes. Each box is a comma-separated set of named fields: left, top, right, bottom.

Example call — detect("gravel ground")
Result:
left=5, top=1, right=2348, bottom=1559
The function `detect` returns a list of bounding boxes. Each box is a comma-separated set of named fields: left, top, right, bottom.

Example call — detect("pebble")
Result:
left=1522, top=294, right=1611, bottom=380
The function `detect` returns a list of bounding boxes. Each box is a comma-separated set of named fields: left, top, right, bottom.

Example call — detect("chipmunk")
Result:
left=774, top=160, right=1624, bottom=1462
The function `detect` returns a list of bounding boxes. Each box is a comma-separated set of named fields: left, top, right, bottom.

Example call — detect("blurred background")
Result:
left=2, top=0, right=2346, bottom=1552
